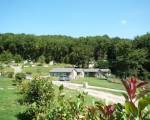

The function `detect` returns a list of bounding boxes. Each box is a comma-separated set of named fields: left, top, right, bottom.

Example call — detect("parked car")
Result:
left=59, top=75, right=70, bottom=81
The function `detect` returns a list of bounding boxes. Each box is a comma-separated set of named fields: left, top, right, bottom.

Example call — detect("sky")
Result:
left=0, top=0, right=150, bottom=38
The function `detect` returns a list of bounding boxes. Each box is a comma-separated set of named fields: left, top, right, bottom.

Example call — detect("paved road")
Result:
left=52, top=81, right=125, bottom=104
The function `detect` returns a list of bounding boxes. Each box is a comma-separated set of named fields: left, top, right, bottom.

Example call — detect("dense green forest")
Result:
left=0, top=33, right=150, bottom=80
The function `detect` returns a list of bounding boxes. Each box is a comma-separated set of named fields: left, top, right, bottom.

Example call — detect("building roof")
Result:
left=50, top=68, right=110, bottom=73
left=83, top=68, right=99, bottom=72
left=75, top=68, right=84, bottom=72
left=50, top=68, right=75, bottom=73
left=99, top=69, right=110, bottom=72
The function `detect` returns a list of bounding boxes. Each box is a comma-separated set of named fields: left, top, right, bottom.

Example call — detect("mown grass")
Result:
left=23, top=63, right=73, bottom=77
left=71, top=77, right=125, bottom=90
left=23, top=66, right=52, bottom=77
left=2, top=66, right=14, bottom=73
left=0, top=77, right=25, bottom=120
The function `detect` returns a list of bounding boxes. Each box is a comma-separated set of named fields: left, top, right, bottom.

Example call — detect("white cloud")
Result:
left=121, top=20, right=127, bottom=24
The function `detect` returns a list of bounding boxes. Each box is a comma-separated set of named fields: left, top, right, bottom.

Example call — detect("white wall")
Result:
left=69, top=70, right=77, bottom=80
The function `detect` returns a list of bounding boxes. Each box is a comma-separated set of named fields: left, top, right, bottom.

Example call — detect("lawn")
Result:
left=23, top=66, right=52, bottom=77
left=0, top=77, right=25, bottom=120
left=23, top=63, right=73, bottom=77
left=2, top=66, right=14, bottom=73
left=71, top=77, right=125, bottom=90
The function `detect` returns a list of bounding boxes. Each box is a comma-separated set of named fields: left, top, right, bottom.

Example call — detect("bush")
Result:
left=18, top=78, right=55, bottom=120
left=37, top=55, right=45, bottom=64
left=14, top=54, right=23, bottom=63
left=19, top=80, right=30, bottom=94
left=6, top=72, right=14, bottom=78
left=1, top=72, right=14, bottom=78
left=15, top=73, right=26, bottom=83
left=0, top=51, right=13, bottom=64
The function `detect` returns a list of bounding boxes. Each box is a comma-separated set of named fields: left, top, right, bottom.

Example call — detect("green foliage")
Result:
left=19, top=78, right=55, bottom=120
left=14, top=54, right=23, bottom=63
left=37, top=55, right=45, bottom=64
left=15, top=73, right=26, bottom=83
left=0, top=33, right=150, bottom=80
left=0, top=51, right=13, bottom=63
left=5, top=72, right=14, bottom=78
left=95, top=59, right=109, bottom=68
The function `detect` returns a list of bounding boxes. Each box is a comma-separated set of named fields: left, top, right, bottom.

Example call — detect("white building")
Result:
left=50, top=68, right=111, bottom=80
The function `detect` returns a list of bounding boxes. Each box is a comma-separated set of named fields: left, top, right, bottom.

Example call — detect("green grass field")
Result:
left=2, top=66, right=14, bottom=73
left=23, top=66, right=52, bottom=77
left=0, top=77, right=25, bottom=120
left=23, top=63, right=73, bottom=77
left=71, top=77, right=125, bottom=90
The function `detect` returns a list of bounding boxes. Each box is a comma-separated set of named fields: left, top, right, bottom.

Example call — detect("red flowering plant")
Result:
left=104, top=104, right=115, bottom=117
left=122, top=77, right=148, bottom=102
left=85, top=101, right=116, bottom=120
left=121, top=77, right=150, bottom=119
left=96, top=102, right=115, bottom=120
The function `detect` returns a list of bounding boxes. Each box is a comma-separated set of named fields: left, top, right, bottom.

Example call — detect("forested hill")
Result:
left=0, top=33, right=150, bottom=80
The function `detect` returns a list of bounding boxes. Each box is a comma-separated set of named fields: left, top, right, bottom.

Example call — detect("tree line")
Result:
left=0, top=33, right=150, bottom=80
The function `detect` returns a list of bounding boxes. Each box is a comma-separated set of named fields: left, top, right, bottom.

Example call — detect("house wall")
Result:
left=77, top=71, right=84, bottom=78
left=69, top=70, right=77, bottom=80
left=50, top=68, right=111, bottom=79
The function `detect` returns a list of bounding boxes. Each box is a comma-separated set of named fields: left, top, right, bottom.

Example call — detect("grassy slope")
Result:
left=23, top=66, right=52, bottom=76
left=0, top=77, right=25, bottom=120
left=71, top=77, right=124, bottom=90
left=23, top=63, right=73, bottom=77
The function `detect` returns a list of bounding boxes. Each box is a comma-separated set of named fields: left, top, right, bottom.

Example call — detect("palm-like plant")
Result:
left=121, top=77, right=150, bottom=119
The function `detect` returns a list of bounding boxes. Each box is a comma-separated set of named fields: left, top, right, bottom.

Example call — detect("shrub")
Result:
left=15, top=73, right=26, bottom=83
left=37, top=55, right=45, bottom=64
left=1, top=71, right=14, bottom=78
left=6, top=72, right=14, bottom=78
left=14, top=54, right=23, bottom=63
left=0, top=51, right=13, bottom=64
left=19, top=78, right=55, bottom=120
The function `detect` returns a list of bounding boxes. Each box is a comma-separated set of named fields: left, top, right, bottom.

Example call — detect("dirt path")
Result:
left=52, top=81, right=125, bottom=104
